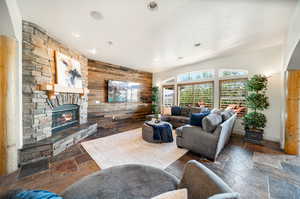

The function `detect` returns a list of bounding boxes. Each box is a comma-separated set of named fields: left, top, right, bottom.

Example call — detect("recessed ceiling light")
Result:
left=72, top=32, right=80, bottom=38
left=88, top=48, right=97, bottom=55
left=194, top=43, right=201, bottom=47
left=107, top=41, right=113, bottom=45
left=148, top=1, right=158, bottom=11
left=178, top=57, right=184, bottom=60
left=90, top=11, right=103, bottom=20
left=153, top=58, right=159, bottom=62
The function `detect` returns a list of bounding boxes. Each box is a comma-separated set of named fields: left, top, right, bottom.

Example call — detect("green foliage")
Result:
left=152, top=86, right=160, bottom=114
left=243, top=112, right=267, bottom=129
left=246, top=93, right=269, bottom=111
left=243, top=74, right=269, bottom=130
left=246, top=75, right=268, bottom=92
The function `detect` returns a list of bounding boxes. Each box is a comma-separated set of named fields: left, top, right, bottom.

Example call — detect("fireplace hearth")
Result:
left=52, top=104, right=79, bottom=133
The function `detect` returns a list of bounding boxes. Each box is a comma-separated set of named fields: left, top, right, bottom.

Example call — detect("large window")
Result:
left=178, top=82, right=214, bottom=108
left=219, top=79, right=247, bottom=109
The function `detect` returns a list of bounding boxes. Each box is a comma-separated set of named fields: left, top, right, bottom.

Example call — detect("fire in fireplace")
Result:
left=52, top=104, right=79, bottom=133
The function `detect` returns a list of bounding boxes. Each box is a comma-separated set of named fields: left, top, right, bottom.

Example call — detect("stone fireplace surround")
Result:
left=21, top=21, right=97, bottom=165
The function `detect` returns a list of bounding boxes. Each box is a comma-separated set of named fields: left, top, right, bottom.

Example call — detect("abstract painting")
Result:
left=55, top=51, right=83, bottom=89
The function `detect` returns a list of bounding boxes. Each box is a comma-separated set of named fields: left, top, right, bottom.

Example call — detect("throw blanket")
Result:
left=146, top=122, right=173, bottom=142
left=15, top=190, right=63, bottom=199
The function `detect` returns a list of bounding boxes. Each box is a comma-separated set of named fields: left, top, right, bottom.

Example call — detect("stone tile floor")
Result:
left=0, top=122, right=300, bottom=199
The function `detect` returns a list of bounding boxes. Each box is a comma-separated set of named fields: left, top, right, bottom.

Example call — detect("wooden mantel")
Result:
left=39, top=83, right=89, bottom=98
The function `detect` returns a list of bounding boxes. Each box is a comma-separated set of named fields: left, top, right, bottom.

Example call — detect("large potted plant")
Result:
left=151, top=86, right=160, bottom=122
left=243, top=75, right=269, bottom=144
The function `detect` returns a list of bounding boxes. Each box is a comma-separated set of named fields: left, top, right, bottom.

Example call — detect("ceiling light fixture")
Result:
left=178, top=57, right=183, bottom=60
left=194, top=43, right=201, bottom=47
left=90, top=11, right=103, bottom=20
left=148, top=1, right=158, bottom=11
left=89, top=48, right=97, bottom=55
left=107, top=41, right=113, bottom=45
left=72, top=32, right=80, bottom=38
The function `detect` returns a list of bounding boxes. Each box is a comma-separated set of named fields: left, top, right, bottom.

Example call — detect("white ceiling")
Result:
left=18, top=0, right=297, bottom=73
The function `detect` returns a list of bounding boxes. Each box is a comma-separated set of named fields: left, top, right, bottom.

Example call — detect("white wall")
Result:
left=0, top=0, right=22, bottom=173
left=153, top=45, right=284, bottom=142
left=285, top=0, right=300, bottom=69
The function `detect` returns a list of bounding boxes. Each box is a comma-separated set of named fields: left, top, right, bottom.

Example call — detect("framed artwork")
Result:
left=55, top=51, right=83, bottom=89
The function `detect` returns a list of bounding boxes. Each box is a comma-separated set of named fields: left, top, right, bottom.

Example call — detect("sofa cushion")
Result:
left=202, top=113, right=222, bottom=133
left=211, top=108, right=222, bottom=115
left=180, top=107, right=191, bottom=117
left=169, top=116, right=190, bottom=123
left=171, top=106, right=182, bottom=116
left=190, top=111, right=210, bottom=127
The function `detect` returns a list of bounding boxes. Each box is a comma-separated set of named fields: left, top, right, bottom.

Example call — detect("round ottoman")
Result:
left=142, top=121, right=173, bottom=143
left=63, top=164, right=179, bottom=199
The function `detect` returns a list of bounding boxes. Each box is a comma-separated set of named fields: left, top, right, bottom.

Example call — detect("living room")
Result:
left=1, top=0, right=300, bottom=198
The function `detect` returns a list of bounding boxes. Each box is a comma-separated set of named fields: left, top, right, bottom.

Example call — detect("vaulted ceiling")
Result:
left=18, top=0, right=297, bottom=72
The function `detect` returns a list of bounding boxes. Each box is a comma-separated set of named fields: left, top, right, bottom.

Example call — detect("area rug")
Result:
left=81, top=128, right=188, bottom=170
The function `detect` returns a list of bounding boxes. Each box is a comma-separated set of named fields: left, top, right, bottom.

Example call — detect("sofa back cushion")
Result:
left=202, top=113, right=222, bottom=133
left=180, top=107, right=191, bottom=117
left=221, top=110, right=235, bottom=122
left=171, top=106, right=182, bottom=116
left=190, top=111, right=210, bottom=127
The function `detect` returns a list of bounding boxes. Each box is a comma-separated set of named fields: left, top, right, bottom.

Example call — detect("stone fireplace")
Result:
left=20, top=21, right=97, bottom=164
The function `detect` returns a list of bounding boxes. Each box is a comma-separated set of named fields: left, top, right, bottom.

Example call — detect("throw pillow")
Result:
left=190, top=111, right=210, bottom=127
left=211, top=108, right=222, bottom=115
left=152, top=189, right=188, bottom=199
left=202, top=113, right=222, bottom=132
left=221, top=109, right=235, bottom=122
left=171, top=106, right=182, bottom=116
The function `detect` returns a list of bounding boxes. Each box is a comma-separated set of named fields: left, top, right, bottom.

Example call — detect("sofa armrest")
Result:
left=178, top=160, right=236, bottom=199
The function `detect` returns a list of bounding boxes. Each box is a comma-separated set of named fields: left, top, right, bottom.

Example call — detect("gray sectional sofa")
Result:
left=176, top=111, right=236, bottom=161
left=161, top=106, right=207, bottom=128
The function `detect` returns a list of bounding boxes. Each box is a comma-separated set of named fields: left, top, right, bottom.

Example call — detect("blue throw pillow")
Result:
left=16, top=190, right=63, bottom=199
left=171, top=106, right=181, bottom=116
left=190, top=111, right=210, bottom=127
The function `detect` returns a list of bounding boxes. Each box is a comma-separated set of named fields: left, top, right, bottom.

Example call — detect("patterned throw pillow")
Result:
left=152, top=189, right=188, bottom=199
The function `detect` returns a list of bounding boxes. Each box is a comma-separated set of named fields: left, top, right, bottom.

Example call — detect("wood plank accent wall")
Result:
left=0, top=36, right=16, bottom=175
left=285, top=70, right=300, bottom=155
left=88, top=60, right=152, bottom=130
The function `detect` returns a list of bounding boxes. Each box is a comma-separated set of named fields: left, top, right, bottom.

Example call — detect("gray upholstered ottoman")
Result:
left=142, top=121, right=173, bottom=143
left=63, top=164, right=179, bottom=199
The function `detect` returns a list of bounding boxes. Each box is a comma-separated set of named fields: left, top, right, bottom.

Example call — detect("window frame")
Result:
left=177, top=80, right=214, bottom=108
left=219, top=78, right=248, bottom=109
left=162, top=85, right=176, bottom=107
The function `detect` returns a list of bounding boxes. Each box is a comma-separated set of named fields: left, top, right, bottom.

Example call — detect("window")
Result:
left=177, top=70, right=214, bottom=83
left=219, top=79, right=247, bottom=109
left=178, top=82, right=214, bottom=108
left=162, top=77, right=175, bottom=84
left=162, top=86, right=175, bottom=106
left=219, top=69, right=248, bottom=78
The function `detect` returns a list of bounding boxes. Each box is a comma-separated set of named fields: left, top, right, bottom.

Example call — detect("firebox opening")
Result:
left=52, top=104, right=79, bottom=133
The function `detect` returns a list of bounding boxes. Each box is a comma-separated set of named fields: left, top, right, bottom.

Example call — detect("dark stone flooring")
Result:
left=0, top=121, right=300, bottom=199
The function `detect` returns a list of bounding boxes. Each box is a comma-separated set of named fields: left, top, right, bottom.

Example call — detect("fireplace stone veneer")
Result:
left=21, top=21, right=95, bottom=165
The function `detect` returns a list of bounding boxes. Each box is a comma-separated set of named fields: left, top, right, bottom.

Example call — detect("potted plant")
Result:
left=151, top=86, right=160, bottom=123
left=243, top=75, right=269, bottom=144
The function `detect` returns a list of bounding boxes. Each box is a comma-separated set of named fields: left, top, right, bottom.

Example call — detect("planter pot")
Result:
left=244, top=128, right=263, bottom=145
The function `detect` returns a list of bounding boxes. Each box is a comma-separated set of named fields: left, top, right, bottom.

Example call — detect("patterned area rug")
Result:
left=81, top=128, right=188, bottom=169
